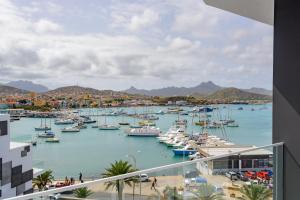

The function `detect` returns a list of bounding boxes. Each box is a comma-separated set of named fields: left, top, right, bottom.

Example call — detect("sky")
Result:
left=0, top=0, right=273, bottom=90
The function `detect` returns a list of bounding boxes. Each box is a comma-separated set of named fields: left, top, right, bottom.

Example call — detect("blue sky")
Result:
left=0, top=0, right=273, bottom=90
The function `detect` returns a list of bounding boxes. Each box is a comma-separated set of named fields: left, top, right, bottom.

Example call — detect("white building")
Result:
left=0, top=114, right=33, bottom=199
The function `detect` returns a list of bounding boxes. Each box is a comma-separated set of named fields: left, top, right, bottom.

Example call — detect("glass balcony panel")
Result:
left=6, top=143, right=283, bottom=200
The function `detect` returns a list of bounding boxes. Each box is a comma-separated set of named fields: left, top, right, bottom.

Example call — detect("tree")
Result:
left=239, top=184, right=272, bottom=200
left=74, top=187, right=93, bottom=198
left=32, top=170, right=54, bottom=191
left=191, top=183, right=223, bottom=200
left=102, top=160, right=137, bottom=200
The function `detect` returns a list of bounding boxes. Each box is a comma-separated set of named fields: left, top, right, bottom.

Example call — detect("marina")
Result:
left=9, top=104, right=272, bottom=179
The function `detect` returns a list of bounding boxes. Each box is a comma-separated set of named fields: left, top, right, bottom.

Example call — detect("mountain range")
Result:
left=0, top=80, right=272, bottom=100
left=124, top=81, right=272, bottom=96
left=44, top=86, right=130, bottom=97
left=6, top=80, right=49, bottom=93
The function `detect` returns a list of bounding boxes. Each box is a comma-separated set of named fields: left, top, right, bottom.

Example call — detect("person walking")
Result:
left=154, top=177, right=157, bottom=186
left=151, top=180, right=156, bottom=190
left=79, top=172, right=83, bottom=183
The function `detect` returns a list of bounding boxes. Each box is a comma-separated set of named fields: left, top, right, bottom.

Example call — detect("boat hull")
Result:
left=35, top=127, right=51, bottom=131
left=172, top=149, right=197, bottom=156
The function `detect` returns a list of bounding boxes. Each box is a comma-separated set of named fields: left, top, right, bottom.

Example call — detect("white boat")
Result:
left=99, top=125, right=120, bottom=130
left=156, top=110, right=165, bottom=115
left=55, top=119, right=74, bottom=125
left=45, top=137, right=60, bottom=143
left=127, top=126, right=161, bottom=137
left=38, top=131, right=55, bottom=138
left=61, top=126, right=80, bottom=132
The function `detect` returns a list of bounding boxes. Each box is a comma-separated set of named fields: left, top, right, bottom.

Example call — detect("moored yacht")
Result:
left=38, top=131, right=55, bottom=138
left=61, top=126, right=80, bottom=132
left=173, top=145, right=198, bottom=156
left=127, top=126, right=161, bottom=137
left=99, top=124, right=120, bottom=130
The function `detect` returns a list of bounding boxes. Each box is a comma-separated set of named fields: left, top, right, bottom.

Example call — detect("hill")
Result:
left=7, top=80, right=49, bottom=93
left=0, top=85, right=29, bottom=96
left=125, top=81, right=222, bottom=96
left=206, top=87, right=272, bottom=101
left=243, top=87, right=272, bottom=96
left=44, top=86, right=131, bottom=97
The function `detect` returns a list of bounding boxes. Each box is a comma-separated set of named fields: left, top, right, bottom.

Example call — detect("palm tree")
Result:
left=191, top=183, right=223, bottom=200
left=32, top=170, right=54, bottom=191
left=239, top=184, right=272, bottom=200
left=102, top=160, right=137, bottom=200
left=74, top=187, right=93, bottom=198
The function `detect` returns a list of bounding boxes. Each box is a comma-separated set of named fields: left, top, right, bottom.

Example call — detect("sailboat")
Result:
left=99, top=107, right=120, bottom=130
left=35, top=118, right=51, bottom=131
left=119, top=108, right=130, bottom=125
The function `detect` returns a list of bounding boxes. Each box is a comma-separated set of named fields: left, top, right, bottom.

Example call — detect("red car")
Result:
left=257, top=171, right=270, bottom=180
left=244, top=171, right=257, bottom=179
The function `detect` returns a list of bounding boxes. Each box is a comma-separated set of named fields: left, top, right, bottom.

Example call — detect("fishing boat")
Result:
left=35, top=118, right=51, bottom=131
left=61, top=126, right=80, bottom=132
left=127, top=126, right=161, bottom=137
left=45, top=137, right=60, bottom=143
left=99, top=125, right=120, bottom=130
left=38, top=131, right=55, bottom=138
left=173, top=145, right=198, bottom=156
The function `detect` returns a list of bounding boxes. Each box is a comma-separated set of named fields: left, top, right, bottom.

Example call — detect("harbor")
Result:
left=9, top=104, right=272, bottom=179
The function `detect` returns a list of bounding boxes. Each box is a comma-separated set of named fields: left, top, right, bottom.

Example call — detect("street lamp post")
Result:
left=126, top=150, right=141, bottom=200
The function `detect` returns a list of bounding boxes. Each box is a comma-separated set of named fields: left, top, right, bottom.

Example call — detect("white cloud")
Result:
left=170, top=0, right=225, bottom=38
left=34, top=19, right=62, bottom=34
left=0, top=0, right=273, bottom=90
left=129, top=9, right=159, bottom=31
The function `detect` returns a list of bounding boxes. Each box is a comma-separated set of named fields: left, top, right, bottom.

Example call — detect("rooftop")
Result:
left=199, top=146, right=273, bottom=157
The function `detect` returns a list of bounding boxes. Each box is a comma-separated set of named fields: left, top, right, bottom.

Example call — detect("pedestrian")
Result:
left=151, top=181, right=156, bottom=190
left=154, top=177, right=157, bottom=186
left=79, top=172, right=83, bottom=183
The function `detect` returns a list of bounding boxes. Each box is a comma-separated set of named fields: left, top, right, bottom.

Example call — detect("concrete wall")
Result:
left=273, top=0, right=300, bottom=199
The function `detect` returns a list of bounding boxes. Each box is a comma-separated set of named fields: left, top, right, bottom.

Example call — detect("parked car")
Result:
left=257, top=171, right=270, bottom=180
left=139, top=174, right=149, bottom=182
left=244, top=171, right=257, bottom=179
left=225, top=171, right=238, bottom=180
left=236, top=172, right=249, bottom=181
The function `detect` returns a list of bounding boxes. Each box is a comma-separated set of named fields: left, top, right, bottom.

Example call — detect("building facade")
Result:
left=0, top=114, right=33, bottom=199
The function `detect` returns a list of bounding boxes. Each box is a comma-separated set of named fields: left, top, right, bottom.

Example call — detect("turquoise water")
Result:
left=10, top=104, right=272, bottom=179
